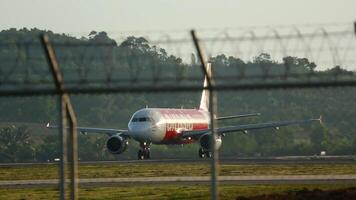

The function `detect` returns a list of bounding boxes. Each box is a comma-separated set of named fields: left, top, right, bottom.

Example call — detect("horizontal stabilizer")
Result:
left=216, top=113, right=261, bottom=120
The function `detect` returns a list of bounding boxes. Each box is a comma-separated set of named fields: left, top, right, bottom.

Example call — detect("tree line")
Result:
left=0, top=28, right=355, bottom=162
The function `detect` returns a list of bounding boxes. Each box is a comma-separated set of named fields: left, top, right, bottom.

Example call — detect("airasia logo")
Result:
left=160, top=109, right=204, bottom=119
left=166, top=123, right=193, bottom=132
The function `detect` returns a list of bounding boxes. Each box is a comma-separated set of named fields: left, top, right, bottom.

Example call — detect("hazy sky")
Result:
left=0, top=0, right=354, bottom=34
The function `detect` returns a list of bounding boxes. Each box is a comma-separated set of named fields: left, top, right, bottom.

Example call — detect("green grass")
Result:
left=1, top=163, right=356, bottom=180
left=1, top=163, right=355, bottom=199
left=0, top=184, right=354, bottom=200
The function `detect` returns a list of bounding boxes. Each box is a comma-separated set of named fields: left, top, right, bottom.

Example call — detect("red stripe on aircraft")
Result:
left=162, top=122, right=208, bottom=143
left=193, top=123, right=208, bottom=130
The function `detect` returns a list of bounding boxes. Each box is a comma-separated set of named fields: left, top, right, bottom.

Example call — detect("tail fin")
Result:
left=199, top=63, right=211, bottom=111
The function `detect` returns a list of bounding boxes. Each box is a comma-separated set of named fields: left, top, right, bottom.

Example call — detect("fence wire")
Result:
left=0, top=24, right=355, bottom=96
left=0, top=23, right=356, bottom=200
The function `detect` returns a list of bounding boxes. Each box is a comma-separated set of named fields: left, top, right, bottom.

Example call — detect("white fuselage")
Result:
left=128, top=108, right=210, bottom=144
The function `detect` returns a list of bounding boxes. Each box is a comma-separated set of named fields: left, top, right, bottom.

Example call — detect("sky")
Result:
left=0, top=0, right=355, bottom=35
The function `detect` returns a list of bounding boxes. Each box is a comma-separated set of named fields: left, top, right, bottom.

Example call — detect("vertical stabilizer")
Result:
left=199, top=63, right=211, bottom=111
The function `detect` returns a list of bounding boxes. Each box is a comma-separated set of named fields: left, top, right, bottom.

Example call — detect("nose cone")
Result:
left=128, top=122, right=152, bottom=141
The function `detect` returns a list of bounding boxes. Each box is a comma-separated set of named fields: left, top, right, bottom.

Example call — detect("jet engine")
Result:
left=199, top=134, right=222, bottom=151
left=106, top=135, right=128, bottom=154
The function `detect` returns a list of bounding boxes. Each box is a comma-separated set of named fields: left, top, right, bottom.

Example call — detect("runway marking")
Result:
left=1, top=175, right=356, bottom=188
left=1, top=156, right=356, bottom=167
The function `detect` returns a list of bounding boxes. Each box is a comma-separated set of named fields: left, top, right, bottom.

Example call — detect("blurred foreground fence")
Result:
left=0, top=23, right=356, bottom=199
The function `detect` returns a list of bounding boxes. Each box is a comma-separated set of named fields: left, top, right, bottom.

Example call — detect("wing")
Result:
left=46, top=123, right=129, bottom=137
left=181, top=117, right=322, bottom=139
left=218, top=117, right=322, bottom=134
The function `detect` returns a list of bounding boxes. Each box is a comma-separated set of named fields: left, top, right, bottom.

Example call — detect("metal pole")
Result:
left=65, top=96, right=78, bottom=200
left=60, top=95, right=67, bottom=200
left=191, top=31, right=212, bottom=87
left=41, top=34, right=78, bottom=200
left=41, top=35, right=65, bottom=92
left=191, top=30, right=219, bottom=200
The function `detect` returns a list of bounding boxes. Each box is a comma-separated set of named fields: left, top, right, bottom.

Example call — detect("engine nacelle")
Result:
left=199, top=134, right=222, bottom=151
left=106, top=135, right=128, bottom=154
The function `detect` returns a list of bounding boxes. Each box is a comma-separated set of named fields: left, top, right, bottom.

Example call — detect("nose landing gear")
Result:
left=138, top=142, right=151, bottom=160
left=198, top=147, right=212, bottom=158
left=138, top=149, right=150, bottom=160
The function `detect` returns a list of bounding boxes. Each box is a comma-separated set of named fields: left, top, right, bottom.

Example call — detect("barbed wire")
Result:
left=0, top=24, right=355, bottom=95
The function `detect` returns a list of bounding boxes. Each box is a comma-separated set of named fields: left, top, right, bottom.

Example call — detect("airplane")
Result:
left=47, top=64, right=322, bottom=160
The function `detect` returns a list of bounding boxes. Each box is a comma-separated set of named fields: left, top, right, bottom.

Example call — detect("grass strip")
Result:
left=0, top=163, right=355, bottom=180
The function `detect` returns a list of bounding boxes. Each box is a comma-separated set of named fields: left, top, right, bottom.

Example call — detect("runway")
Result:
left=1, top=175, right=356, bottom=188
left=1, top=155, right=356, bottom=167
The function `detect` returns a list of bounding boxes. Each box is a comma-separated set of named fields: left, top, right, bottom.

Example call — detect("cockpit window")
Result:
left=140, top=117, right=151, bottom=122
left=132, top=117, right=151, bottom=122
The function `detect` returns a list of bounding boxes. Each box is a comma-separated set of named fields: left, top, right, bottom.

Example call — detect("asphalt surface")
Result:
left=1, top=156, right=356, bottom=188
left=1, top=175, right=356, bottom=188
left=1, top=155, right=356, bottom=167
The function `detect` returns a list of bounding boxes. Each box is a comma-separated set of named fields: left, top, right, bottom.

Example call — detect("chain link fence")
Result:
left=0, top=23, right=356, bottom=199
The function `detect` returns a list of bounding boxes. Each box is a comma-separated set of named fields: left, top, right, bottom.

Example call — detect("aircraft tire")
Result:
left=138, top=150, right=145, bottom=160
left=144, top=149, right=150, bottom=159
left=199, top=148, right=205, bottom=158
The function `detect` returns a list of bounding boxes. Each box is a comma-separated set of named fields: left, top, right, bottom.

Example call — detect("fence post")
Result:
left=191, top=30, right=219, bottom=200
left=41, top=34, right=78, bottom=200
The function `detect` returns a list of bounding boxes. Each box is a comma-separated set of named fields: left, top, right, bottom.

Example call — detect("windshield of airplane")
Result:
left=131, top=117, right=151, bottom=122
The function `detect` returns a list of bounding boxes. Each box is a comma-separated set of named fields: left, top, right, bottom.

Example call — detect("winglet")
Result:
left=318, top=115, right=323, bottom=124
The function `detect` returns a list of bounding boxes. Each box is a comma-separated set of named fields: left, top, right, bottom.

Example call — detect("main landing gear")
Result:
left=198, top=148, right=212, bottom=158
left=138, top=142, right=151, bottom=160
